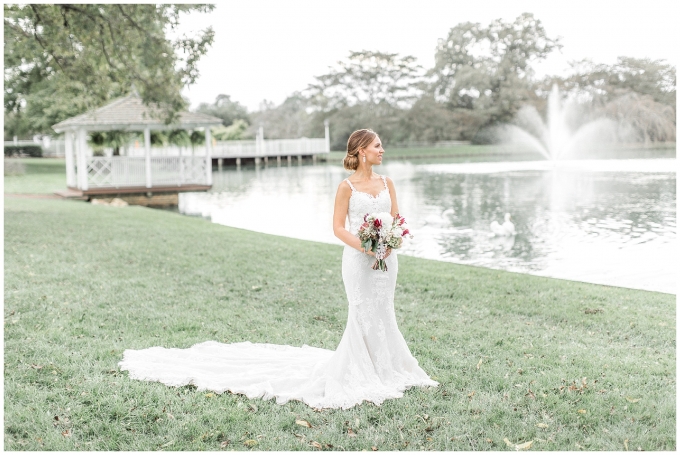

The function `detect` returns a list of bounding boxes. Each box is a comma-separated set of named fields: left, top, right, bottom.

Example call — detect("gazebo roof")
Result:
left=52, top=93, right=222, bottom=133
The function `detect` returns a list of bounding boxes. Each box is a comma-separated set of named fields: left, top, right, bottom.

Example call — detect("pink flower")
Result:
left=373, top=218, right=382, bottom=228
left=401, top=228, right=409, bottom=236
left=363, top=213, right=368, bottom=222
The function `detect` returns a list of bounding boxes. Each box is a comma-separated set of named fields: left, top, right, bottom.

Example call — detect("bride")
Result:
left=119, top=129, right=438, bottom=410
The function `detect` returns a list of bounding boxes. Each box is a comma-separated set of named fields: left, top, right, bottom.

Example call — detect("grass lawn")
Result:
left=4, top=158, right=67, bottom=194
left=4, top=195, right=675, bottom=451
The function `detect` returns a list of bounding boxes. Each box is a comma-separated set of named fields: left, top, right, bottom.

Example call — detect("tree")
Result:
left=304, top=51, right=424, bottom=147
left=4, top=4, right=215, bottom=137
left=398, top=95, right=486, bottom=142
left=429, top=13, right=561, bottom=133
left=314, top=103, right=407, bottom=150
left=195, top=94, right=250, bottom=128
left=564, top=57, right=676, bottom=107
left=89, top=131, right=133, bottom=156
left=597, top=92, right=675, bottom=143
left=307, top=50, right=424, bottom=110
left=212, top=120, right=248, bottom=141
left=249, top=92, right=316, bottom=140
left=547, top=57, right=677, bottom=143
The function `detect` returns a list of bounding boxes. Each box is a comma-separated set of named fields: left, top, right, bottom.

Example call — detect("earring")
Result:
left=363, top=155, right=366, bottom=163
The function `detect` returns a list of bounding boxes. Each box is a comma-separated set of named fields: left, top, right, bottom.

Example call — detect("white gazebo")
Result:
left=52, top=93, right=222, bottom=195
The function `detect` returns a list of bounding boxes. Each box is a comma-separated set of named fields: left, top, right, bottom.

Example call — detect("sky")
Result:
left=174, top=0, right=679, bottom=112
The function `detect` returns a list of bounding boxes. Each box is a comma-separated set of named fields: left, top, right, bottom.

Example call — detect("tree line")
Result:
left=198, top=14, right=675, bottom=149
left=5, top=8, right=675, bottom=150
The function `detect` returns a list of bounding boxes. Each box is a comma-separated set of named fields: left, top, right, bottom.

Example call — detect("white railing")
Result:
left=86, top=156, right=208, bottom=188
left=263, top=138, right=327, bottom=155
left=4, top=140, right=37, bottom=147
left=121, top=145, right=196, bottom=157
left=208, top=137, right=328, bottom=158
left=4, top=139, right=66, bottom=157
left=151, top=156, right=207, bottom=186
left=83, top=137, right=329, bottom=159
left=211, top=140, right=258, bottom=157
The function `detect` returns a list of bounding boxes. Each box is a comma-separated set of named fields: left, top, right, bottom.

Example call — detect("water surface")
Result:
left=179, top=156, right=676, bottom=294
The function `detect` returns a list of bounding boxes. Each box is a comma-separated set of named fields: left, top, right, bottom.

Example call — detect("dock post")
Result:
left=297, top=155, right=302, bottom=165
left=324, top=119, right=330, bottom=153
left=287, top=155, right=291, bottom=165
left=144, top=127, right=152, bottom=188
left=277, top=155, right=281, bottom=166
left=264, top=156, right=268, bottom=165
left=204, top=127, right=213, bottom=186
left=218, top=158, right=223, bottom=171
left=236, top=157, right=241, bottom=169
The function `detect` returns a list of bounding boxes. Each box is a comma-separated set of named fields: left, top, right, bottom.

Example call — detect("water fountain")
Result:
left=497, top=85, right=618, bottom=160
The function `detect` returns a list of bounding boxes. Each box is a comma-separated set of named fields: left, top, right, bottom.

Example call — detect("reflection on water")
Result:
left=179, top=156, right=676, bottom=294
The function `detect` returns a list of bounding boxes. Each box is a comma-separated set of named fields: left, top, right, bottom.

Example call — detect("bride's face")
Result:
left=362, top=136, right=384, bottom=165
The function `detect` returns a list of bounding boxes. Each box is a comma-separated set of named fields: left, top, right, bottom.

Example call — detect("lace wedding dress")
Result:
left=119, top=175, right=437, bottom=409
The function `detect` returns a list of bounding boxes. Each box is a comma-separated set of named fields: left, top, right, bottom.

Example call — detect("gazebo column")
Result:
left=144, top=128, right=152, bottom=188
left=64, top=130, right=76, bottom=188
left=76, top=128, right=88, bottom=191
left=204, top=127, right=212, bottom=185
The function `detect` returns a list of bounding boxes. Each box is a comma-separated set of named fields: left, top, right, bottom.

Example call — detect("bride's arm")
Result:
left=385, top=176, right=400, bottom=218
left=333, top=181, right=374, bottom=254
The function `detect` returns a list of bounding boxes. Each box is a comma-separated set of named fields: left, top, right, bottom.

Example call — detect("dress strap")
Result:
left=344, top=179, right=356, bottom=192
left=380, top=175, right=388, bottom=190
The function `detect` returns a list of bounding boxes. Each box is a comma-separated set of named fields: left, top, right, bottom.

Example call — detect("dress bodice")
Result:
left=345, top=175, right=392, bottom=235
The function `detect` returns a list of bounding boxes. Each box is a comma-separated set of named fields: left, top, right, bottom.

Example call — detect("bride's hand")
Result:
left=362, top=247, right=392, bottom=258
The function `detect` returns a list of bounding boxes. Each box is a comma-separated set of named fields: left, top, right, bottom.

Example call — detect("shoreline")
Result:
left=179, top=219, right=675, bottom=295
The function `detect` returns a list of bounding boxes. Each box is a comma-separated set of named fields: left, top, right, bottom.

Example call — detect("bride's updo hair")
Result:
left=344, top=129, right=377, bottom=171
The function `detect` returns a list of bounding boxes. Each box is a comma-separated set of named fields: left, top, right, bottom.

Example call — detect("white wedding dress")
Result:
left=119, top=175, right=437, bottom=409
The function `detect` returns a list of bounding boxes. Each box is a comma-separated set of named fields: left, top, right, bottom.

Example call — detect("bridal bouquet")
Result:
left=358, top=212, right=413, bottom=272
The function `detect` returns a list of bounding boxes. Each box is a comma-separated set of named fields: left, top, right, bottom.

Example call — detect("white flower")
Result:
left=375, top=212, right=393, bottom=226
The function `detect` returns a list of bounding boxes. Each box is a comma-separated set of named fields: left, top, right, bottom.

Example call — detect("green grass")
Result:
left=4, top=196, right=675, bottom=451
left=4, top=158, right=67, bottom=194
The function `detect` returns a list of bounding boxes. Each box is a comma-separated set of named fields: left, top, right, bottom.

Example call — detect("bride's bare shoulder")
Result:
left=383, top=175, right=396, bottom=188
left=336, top=179, right=352, bottom=195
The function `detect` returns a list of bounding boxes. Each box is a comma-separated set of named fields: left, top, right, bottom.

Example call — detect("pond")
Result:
left=179, top=153, right=676, bottom=294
